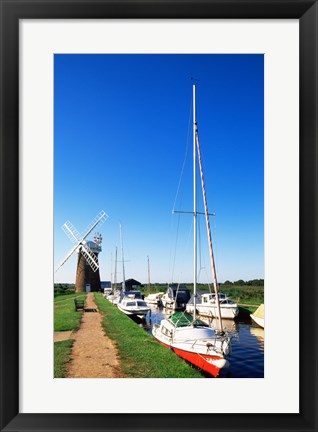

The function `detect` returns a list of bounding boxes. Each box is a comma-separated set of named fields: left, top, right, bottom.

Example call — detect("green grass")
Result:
left=54, top=340, right=74, bottom=378
left=94, top=293, right=203, bottom=378
left=220, top=286, right=263, bottom=307
left=54, top=293, right=87, bottom=377
left=143, top=284, right=264, bottom=307
left=54, top=293, right=87, bottom=331
left=54, top=292, right=87, bottom=302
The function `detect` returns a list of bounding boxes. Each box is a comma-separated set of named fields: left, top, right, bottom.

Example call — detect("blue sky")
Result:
left=54, top=54, right=264, bottom=285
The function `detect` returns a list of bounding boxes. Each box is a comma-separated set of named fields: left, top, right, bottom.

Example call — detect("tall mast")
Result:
left=114, top=246, right=117, bottom=291
left=147, top=255, right=151, bottom=292
left=196, top=120, right=224, bottom=333
left=110, top=253, right=113, bottom=288
left=193, top=84, right=197, bottom=323
left=120, top=224, right=126, bottom=291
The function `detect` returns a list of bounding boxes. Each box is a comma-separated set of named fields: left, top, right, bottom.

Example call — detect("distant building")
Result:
left=120, top=278, right=143, bottom=291
left=100, top=281, right=111, bottom=289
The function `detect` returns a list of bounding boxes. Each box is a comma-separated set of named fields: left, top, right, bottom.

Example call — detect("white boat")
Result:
left=186, top=292, right=239, bottom=319
left=103, top=287, right=112, bottom=296
left=107, top=290, right=121, bottom=305
left=161, top=284, right=191, bottom=310
left=116, top=226, right=150, bottom=318
left=144, top=292, right=164, bottom=306
left=117, top=291, right=150, bottom=319
left=153, top=312, right=231, bottom=375
left=250, top=304, right=264, bottom=328
left=152, top=85, right=231, bottom=377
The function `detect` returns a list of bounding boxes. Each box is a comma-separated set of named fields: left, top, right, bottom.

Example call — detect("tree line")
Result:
left=220, top=279, right=264, bottom=286
left=147, top=279, right=264, bottom=287
left=54, top=283, right=75, bottom=296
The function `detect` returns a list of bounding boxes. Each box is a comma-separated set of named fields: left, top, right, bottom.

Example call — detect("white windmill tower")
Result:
left=56, top=210, right=108, bottom=292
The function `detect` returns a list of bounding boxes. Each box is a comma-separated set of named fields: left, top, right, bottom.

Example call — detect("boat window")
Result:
left=137, top=301, right=147, bottom=307
left=126, top=302, right=135, bottom=306
left=203, top=297, right=208, bottom=303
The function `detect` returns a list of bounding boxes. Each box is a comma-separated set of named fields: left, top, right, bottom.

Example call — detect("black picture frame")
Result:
left=0, top=1, right=317, bottom=431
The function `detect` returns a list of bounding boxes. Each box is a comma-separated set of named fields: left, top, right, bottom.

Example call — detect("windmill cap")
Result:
left=84, top=240, right=102, bottom=253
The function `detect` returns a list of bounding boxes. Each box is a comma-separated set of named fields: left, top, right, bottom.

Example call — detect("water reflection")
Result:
left=198, top=315, right=239, bottom=334
left=249, top=325, right=264, bottom=351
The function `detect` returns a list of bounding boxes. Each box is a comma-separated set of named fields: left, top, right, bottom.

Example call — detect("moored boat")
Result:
left=250, top=304, right=264, bottom=328
left=152, top=312, right=230, bottom=376
left=107, top=289, right=121, bottom=305
left=186, top=292, right=239, bottom=319
left=152, top=85, right=231, bottom=377
left=161, top=284, right=191, bottom=310
left=117, top=291, right=150, bottom=319
left=144, top=292, right=164, bottom=306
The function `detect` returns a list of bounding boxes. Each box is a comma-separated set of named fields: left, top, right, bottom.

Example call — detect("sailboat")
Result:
left=152, top=85, right=231, bottom=377
left=144, top=256, right=164, bottom=306
left=117, top=224, right=150, bottom=318
left=161, top=283, right=191, bottom=310
left=107, top=247, right=122, bottom=304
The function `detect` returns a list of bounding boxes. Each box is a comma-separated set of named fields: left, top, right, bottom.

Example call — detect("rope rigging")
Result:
left=169, top=98, right=192, bottom=284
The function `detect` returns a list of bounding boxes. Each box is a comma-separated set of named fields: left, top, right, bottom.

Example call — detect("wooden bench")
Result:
left=74, top=298, right=85, bottom=311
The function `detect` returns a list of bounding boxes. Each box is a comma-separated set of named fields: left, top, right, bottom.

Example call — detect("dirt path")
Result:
left=66, top=293, right=124, bottom=378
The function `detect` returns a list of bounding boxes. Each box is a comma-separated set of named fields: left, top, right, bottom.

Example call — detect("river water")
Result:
left=134, top=305, right=264, bottom=378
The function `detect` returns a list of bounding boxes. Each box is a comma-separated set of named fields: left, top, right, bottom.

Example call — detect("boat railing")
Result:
left=190, top=334, right=232, bottom=354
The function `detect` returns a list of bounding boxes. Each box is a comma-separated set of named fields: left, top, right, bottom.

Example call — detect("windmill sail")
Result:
left=55, top=243, right=79, bottom=272
left=62, top=220, right=82, bottom=243
left=80, top=243, right=99, bottom=272
left=81, top=210, right=108, bottom=240
left=55, top=210, right=108, bottom=273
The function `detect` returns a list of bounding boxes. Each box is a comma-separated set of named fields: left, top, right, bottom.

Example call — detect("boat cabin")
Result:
left=166, top=284, right=191, bottom=308
left=119, top=290, right=143, bottom=303
left=122, top=299, right=148, bottom=308
left=201, top=292, right=236, bottom=305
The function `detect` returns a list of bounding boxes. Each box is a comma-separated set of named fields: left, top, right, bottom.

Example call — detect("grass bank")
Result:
left=220, top=285, right=263, bottom=306
left=54, top=293, right=86, bottom=378
left=54, top=293, right=87, bottom=332
left=54, top=293, right=85, bottom=302
left=54, top=340, right=74, bottom=378
left=94, top=293, right=203, bottom=378
left=143, top=284, right=264, bottom=307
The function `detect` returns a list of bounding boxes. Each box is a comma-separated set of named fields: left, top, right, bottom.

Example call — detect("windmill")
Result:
left=56, top=210, right=108, bottom=292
